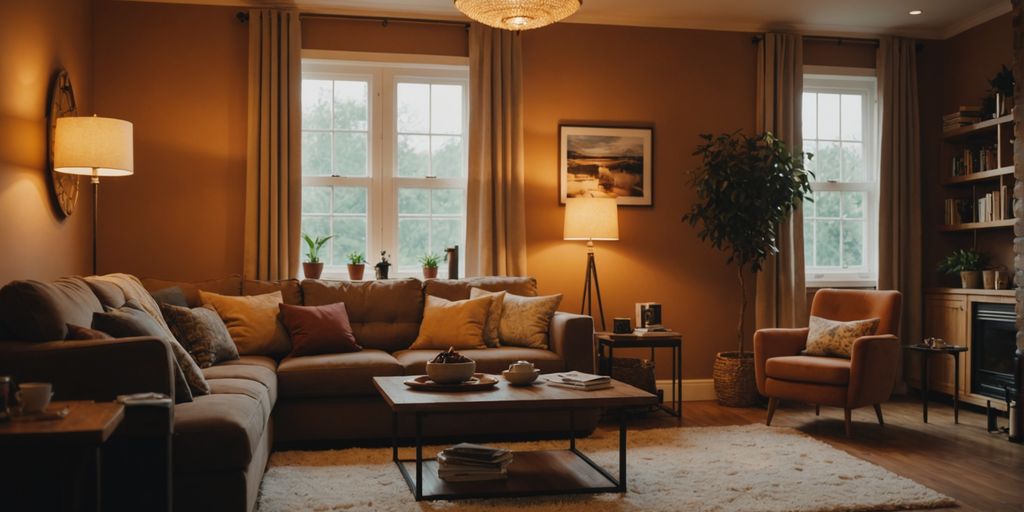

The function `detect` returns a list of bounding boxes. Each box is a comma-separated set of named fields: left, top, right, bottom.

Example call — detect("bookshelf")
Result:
left=939, top=114, right=1015, bottom=233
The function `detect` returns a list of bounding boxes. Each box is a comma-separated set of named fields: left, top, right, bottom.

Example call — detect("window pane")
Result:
left=398, top=188, right=430, bottom=214
left=332, top=132, right=367, bottom=177
left=431, top=219, right=462, bottom=255
left=816, top=220, right=840, bottom=267
left=333, top=80, right=368, bottom=131
left=398, top=218, right=429, bottom=267
left=333, top=186, right=367, bottom=215
left=842, top=220, right=864, bottom=268
left=840, top=142, right=864, bottom=182
left=302, top=186, right=330, bottom=214
left=804, top=191, right=816, bottom=217
left=803, top=221, right=815, bottom=266
left=818, top=93, right=840, bottom=140
left=301, top=216, right=330, bottom=242
left=330, top=218, right=367, bottom=266
left=432, top=189, right=464, bottom=215
left=431, top=135, right=464, bottom=178
left=802, top=92, right=817, bottom=139
left=815, top=141, right=841, bottom=181
left=301, top=132, right=331, bottom=176
left=431, top=84, right=463, bottom=135
left=302, top=79, right=331, bottom=130
left=816, top=191, right=839, bottom=218
left=397, top=134, right=429, bottom=177
left=840, top=94, right=862, bottom=141
left=397, top=83, right=429, bottom=133
left=841, top=191, right=864, bottom=219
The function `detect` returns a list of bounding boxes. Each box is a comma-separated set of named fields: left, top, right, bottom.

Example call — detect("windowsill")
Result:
left=807, top=280, right=877, bottom=289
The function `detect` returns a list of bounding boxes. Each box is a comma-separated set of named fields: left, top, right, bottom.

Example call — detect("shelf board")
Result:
left=941, top=166, right=1014, bottom=185
left=937, top=218, right=1015, bottom=231
left=926, top=287, right=1015, bottom=297
left=942, top=114, right=1013, bottom=140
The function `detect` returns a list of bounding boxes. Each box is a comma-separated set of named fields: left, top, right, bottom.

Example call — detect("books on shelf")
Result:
left=437, top=443, right=512, bottom=482
left=943, top=185, right=1010, bottom=225
left=951, top=145, right=999, bottom=177
left=544, top=371, right=613, bottom=391
left=942, top=106, right=983, bottom=132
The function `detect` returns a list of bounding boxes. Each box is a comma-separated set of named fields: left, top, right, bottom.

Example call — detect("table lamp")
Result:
left=563, top=197, right=618, bottom=331
left=54, top=115, right=134, bottom=275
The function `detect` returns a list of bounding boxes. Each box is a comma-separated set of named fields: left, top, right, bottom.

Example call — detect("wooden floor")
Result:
left=605, top=397, right=1024, bottom=512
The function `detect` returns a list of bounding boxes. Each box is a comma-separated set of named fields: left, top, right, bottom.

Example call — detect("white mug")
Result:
left=507, top=360, right=534, bottom=373
left=16, top=382, right=53, bottom=413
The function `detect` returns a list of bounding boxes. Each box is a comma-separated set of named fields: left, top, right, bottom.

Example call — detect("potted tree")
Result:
left=682, top=132, right=813, bottom=407
left=346, top=251, right=366, bottom=281
left=938, top=249, right=986, bottom=289
left=301, top=234, right=334, bottom=280
left=420, top=253, right=441, bottom=279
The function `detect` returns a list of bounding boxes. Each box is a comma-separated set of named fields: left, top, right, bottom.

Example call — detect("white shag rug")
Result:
left=258, top=424, right=954, bottom=512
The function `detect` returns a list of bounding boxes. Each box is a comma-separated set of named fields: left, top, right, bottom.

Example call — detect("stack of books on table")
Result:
left=437, top=443, right=512, bottom=482
left=545, top=371, right=612, bottom=391
left=942, top=106, right=983, bottom=132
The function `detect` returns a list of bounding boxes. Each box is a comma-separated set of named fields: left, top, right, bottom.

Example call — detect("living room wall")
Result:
left=0, top=0, right=95, bottom=285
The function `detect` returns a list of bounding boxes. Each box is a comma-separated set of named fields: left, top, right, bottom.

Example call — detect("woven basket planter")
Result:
left=713, top=351, right=758, bottom=407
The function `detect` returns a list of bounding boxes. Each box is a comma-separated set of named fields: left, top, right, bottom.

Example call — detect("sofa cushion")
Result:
left=161, top=303, right=239, bottom=368
left=803, top=315, right=879, bottom=358
left=277, top=349, right=403, bottom=398
left=279, top=302, right=361, bottom=357
left=0, top=277, right=103, bottom=341
left=65, top=324, right=113, bottom=340
left=203, top=356, right=278, bottom=404
left=83, top=277, right=127, bottom=308
left=150, top=286, right=189, bottom=308
left=409, top=295, right=491, bottom=350
left=200, top=290, right=290, bottom=356
left=394, top=347, right=564, bottom=375
left=301, top=279, right=423, bottom=352
left=141, top=275, right=242, bottom=308
left=765, top=355, right=851, bottom=386
left=173, top=393, right=268, bottom=473
left=243, top=278, right=303, bottom=306
left=423, top=277, right=538, bottom=302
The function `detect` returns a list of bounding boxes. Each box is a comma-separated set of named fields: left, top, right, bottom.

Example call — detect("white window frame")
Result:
left=803, top=67, right=879, bottom=288
left=301, top=51, right=470, bottom=279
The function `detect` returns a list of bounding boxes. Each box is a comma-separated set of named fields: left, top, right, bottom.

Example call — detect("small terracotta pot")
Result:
left=303, top=262, right=324, bottom=280
left=960, top=270, right=982, bottom=289
left=347, top=264, right=365, bottom=281
left=982, top=270, right=996, bottom=290
left=422, top=267, right=438, bottom=279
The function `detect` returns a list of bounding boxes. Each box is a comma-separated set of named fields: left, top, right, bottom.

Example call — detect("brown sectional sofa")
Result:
left=0, top=274, right=596, bottom=512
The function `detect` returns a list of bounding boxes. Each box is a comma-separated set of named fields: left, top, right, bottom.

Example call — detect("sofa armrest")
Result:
left=549, top=312, right=595, bottom=373
left=753, top=327, right=809, bottom=394
left=847, top=334, right=900, bottom=408
left=0, top=336, right=175, bottom=402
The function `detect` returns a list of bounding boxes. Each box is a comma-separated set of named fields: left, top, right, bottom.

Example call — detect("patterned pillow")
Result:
left=803, top=316, right=880, bottom=358
left=160, top=303, right=239, bottom=368
left=468, top=288, right=506, bottom=347
left=472, top=289, right=561, bottom=349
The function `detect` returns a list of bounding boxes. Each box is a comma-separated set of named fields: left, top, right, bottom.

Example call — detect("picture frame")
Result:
left=559, top=125, right=653, bottom=206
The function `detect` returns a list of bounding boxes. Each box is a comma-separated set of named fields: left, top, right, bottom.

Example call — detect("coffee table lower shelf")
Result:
left=397, top=449, right=623, bottom=501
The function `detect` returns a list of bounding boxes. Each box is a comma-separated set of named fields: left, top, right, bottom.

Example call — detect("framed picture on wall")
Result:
left=559, top=125, right=653, bottom=206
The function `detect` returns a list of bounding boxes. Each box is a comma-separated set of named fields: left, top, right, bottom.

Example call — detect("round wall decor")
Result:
left=49, top=69, right=79, bottom=217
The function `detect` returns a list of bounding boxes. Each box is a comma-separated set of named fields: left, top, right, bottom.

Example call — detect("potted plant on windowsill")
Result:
left=347, top=251, right=366, bottom=281
left=682, top=131, right=813, bottom=407
left=420, top=253, right=441, bottom=280
left=938, top=249, right=986, bottom=289
left=301, top=233, right=333, bottom=280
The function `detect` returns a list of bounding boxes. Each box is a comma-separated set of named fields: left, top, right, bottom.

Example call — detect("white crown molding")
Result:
left=938, top=1, right=1012, bottom=39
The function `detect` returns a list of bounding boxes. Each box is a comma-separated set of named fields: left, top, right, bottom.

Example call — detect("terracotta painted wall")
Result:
left=804, top=39, right=876, bottom=69
left=303, top=17, right=468, bottom=57
left=0, top=0, right=95, bottom=285
left=93, top=0, right=248, bottom=281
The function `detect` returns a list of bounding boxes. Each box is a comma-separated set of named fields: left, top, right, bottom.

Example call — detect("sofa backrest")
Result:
left=423, top=276, right=538, bottom=301
left=301, top=278, right=423, bottom=352
left=0, top=277, right=104, bottom=341
left=140, top=276, right=303, bottom=308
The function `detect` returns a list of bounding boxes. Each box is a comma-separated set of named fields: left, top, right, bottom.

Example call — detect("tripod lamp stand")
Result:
left=563, top=197, right=618, bottom=331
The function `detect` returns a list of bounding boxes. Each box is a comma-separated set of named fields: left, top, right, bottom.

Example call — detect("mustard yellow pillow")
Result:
left=410, top=295, right=492, bottom=350
left=469, top=288, right=506, bottom=347
left=199, top=290, right=290, bottom=355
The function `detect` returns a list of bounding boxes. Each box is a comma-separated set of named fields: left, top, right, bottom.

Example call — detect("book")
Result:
left=547, top=371, right=611, bottom=385
left=546, top=380, right=613, bottom=391
left=437, top=443, right=512, bottom=482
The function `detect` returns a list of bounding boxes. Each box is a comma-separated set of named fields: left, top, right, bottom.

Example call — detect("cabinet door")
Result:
left=909, top=296, right=967, bottom=395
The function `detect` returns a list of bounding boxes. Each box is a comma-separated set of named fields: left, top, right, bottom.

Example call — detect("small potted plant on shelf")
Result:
left=346, top=251, right=365, bottom=281
left=988, top=64, right=1014, bottom=117
left=938, top=249, right=986, bottom=289
left=420, top=253, right=441, bottom=279
left=301, top=233, right=334, bottom=280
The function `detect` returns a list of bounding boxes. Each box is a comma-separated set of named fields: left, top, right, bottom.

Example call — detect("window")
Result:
left=802, top=71, right=878, bottom=287
left=300, top=56, right=469, bottom=278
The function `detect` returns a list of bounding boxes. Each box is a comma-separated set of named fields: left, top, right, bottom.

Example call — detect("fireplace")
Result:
left=971, top=302, right=1017, bottom=399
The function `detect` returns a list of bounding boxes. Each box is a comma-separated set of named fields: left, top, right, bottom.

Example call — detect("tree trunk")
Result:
left=737, top=265, right=746, bottom=355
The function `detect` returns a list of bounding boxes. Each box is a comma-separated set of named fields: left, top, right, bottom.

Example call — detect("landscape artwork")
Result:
left=560, top=125, right=653, bottom=206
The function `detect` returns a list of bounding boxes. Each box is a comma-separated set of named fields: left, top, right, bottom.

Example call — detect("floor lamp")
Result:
left=563, top=197, right=618, bottom=331
left=54, top=116, right=134, bottom=275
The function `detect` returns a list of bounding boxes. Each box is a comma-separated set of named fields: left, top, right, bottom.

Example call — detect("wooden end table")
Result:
left=596, top=331, right=683, bottom=421
left=373, top=376, right=657, bottom=501
left=905, top=345, right=968, bottom=424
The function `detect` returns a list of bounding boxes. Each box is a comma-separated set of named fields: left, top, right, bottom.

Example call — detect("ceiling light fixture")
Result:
left=454, top=0, right=582, bottom=31
left=909, top=9, right=923, bottom=15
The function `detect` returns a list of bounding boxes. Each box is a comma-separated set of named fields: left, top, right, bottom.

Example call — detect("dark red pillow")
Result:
left=65, top=324, right=113, bottom=341
left=278, top=302, right=361, bottom=357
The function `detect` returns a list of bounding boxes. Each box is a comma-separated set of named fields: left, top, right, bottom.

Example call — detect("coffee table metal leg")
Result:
left=921, top=354, right=929, bottom=423
left=618, top=411, right=627, bottom=491
left=569, top=409, right=576, bottom=450
left=415, top=413, right=423, bottom=501
left=954, top=353, right=960, bottom=424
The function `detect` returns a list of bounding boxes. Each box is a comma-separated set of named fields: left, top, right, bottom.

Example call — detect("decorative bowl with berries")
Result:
left=425, top=348, right=476, bottom=384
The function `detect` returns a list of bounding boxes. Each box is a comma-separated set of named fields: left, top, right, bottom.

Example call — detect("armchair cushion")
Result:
left=803, top=316, right=879, bottom=358
left=765, top=355, right=851, bottom=385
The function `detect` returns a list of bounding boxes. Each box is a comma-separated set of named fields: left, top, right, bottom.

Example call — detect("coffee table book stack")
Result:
left=437, top=443, right=512, bottom=482
left=545, top=371, right=612, bottom=390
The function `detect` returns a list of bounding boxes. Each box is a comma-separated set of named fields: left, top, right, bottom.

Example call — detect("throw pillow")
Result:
left=65, top=324, right=113, bottom=341
left=473, top=290, right=561, bottom=349
left=409, top=295, right=492, bottom=350
left=151, top=286, right=189, bottom=308
left=199, top=290, right=290, bottom=355
left=279, top=302, right=361, bottom=357
left=804, top=316, right=881, bottom=358
left=469, top=288, right=506, bottom=347
left=160, top=303, right=239, bottom=368
left=92, top=299, right=211, bottom=402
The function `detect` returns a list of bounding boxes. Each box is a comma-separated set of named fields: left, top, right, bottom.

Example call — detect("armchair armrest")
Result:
left=0, top=336, right=175, bottom=402
left=847, top=334, right=900, bottom=408
left=548, top=312, right=595, bottom=373
left=753, top=327, right=809, bottom=394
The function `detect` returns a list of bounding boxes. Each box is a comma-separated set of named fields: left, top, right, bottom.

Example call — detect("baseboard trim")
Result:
left=654, top=378, right=716, bottom=402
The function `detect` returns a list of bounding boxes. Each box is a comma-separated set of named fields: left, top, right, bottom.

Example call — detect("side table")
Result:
left=596, top=331, right=683, bottom=421
left=905, top=345, right=968, bottom=424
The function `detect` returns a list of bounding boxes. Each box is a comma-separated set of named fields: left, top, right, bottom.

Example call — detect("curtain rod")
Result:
left=299, top=12, right=469, bottom=29
left=751, top=34, right=880, bottom=47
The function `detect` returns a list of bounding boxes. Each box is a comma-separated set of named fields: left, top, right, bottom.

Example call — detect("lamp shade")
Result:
left=563, top=197, right=618, bottom=241
left=54, top=116, right=134, bottom=177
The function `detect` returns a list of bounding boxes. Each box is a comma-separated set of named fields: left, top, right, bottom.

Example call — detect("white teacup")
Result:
left=507, top=360, right=535, bottom=373
left=17, top=382, right=53, bottom=413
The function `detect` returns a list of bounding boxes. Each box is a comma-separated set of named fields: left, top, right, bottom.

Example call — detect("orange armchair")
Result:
left=754, top=289, right=902, bottom=436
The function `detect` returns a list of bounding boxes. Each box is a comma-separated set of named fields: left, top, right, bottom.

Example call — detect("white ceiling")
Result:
left=129, top=0, right=1012, bottom=39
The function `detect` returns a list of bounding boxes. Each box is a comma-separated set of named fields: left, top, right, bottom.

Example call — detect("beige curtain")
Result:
left=877, top=37, right=922, bottom=349
left=243, top=9, right=301, bottom=280
left=466, top=23, right=528, bottom=277
left=755, top=33, right=807, bottom=329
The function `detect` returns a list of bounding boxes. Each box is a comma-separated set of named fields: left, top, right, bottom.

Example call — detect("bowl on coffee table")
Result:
left=425, top=348, right=476, bottom=384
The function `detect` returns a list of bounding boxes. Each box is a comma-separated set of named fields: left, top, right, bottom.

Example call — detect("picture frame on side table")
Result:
left=559, top=125, right=653, bottom=206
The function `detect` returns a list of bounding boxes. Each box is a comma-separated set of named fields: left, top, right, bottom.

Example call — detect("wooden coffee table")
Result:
left=373, top=376, right=657, bottom=501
